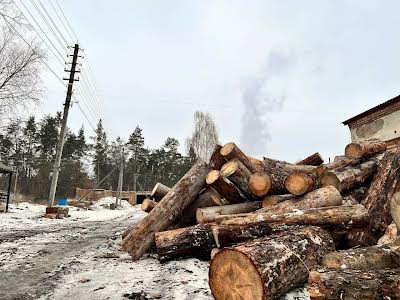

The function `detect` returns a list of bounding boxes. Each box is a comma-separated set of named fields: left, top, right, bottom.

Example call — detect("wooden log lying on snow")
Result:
left=320, top=155, right=381, bottom=192
left=217, top=204, right=368, bottom=229
left=211, top=223, right=272, bottom=248
left=209, top=144, right=225, bottom=170
left=297, top=152, right=324, bottom=166
left=122, top=161, right=210, bottom=260
left=141, top=199, right=158, bottom=213
left=361, top=148, right=400, bottom=237
left=308, top=269, right=400, bottom=300
left=150, top=182, right=171, bottom=201
left=155, top=223, right=215, bottom=262
left=345, top=138, right=387, bottom=159
left=196, top=201, right=262, bottom=223
left=284, top=172, right=319, bottom=196
left=322, top=244, right=400, bottom=270
left=209, top=226, right=334, bottom=300
left=220, top=159, right=253, bottom=199
left=206, top=170, right=246, bottom=203
left=248, top=172, right=271, bottom=198
left=262, top=194, right=294, bottom=208
left=220, top=142, right=260, bottom=172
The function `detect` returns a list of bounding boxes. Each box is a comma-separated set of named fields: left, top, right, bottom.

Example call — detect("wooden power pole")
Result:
left=48, top=44, right=80, bottom=207
left=115, top=147, right=124, bottom=207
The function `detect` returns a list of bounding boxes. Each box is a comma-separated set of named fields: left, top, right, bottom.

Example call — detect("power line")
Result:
left=47, top=0, right=74, bottom=42
left=54, top=0, right=78, bottom=41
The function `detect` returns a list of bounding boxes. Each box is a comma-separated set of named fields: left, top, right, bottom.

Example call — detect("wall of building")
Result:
left=75, top=187, right=138, bottom=205
left=350, top=109, right=400, bottom=143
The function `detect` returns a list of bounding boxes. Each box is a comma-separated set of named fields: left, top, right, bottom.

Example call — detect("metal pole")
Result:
left=48, top=44, right=80, bottom=207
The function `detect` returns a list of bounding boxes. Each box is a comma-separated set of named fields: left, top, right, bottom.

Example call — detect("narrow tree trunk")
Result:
left=345, top=138, right=387, bottom=159
left=297, top=152, right=324, bottom=166
left=122, top=161, right=210, bottom=260
left=209, top=144, right=225, bottom=170
left=221, top=158, right=253, bottom=199
left=248, top=172, right=271, bottom=197
left=209, top=226, right=334, bottom=300
left=361, top=149, right=400, bottom=237
left=262, top=194, right=295, bottom=208
left=150, top=182, right=171, bottom=201
left=211, top=223, right=272, bottom=248
left=217, top=205, right=368, bottom=229
left=320, top=155, right=381, bottom=192
left=196, top=201, right=262, bottom=223
left=284, top=172, right=319, bottom=196
left=206, top=170, right=247, bottom=203
left=308, top=269, right=400, bottom=300
left=220, top=142, right=259, bottom=172
left=141, top=198, right=158, bottom=213
left=155, top=223, right=215, bottom=262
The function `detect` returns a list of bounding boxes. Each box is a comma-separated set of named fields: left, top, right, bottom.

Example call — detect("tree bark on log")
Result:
left=264, top=157, right=317, bottom=174
left=221, top=158, right=253, bottom=199
left=150, top=182, right=171, bottom=201
left=315, top=156, right=359, bottom=177
left=248, top=172, right=271, bottom=198
left=378, top=223, right=398, bottom=245
left=284, top=172, right=319, bottom=196
left=361, top=149, right=400, bottom=238
left=211, top=223, right=272, bottom=248
left=209, top=226, right=334, bottom=300
left=297, top=152, right=324, bottom=166
left=391, top=192, right=400, bottom=232
left=308, top=269, right=400, bottom=300
left=345, top=138, right=387, bottom=159
left=217, top=204, right=368, bottom=229
left=320, top=155, right=381, bottom=192
left=341, top=186, right=368, bottom=204
left=342, top=227, right=377, bottom=248
left=122, top=161, right=210, bottom=260
left=262, top=194, right=295, bottom=208
left=196, top=201, right=262, bottom=223
left=141, top=199, right=158, bottom=213
left=155, top=223, right=215, bottom=262
left=206, top=170, right=247, bottom=203
left=321, top=244, right=400, bottom=270
left=220, top=142, right=258, bottom=172
left=209, top=144, right=226, bottom=170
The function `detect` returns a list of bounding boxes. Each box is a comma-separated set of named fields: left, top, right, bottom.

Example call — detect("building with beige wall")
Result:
left=343, top=95, right=400, bottom=148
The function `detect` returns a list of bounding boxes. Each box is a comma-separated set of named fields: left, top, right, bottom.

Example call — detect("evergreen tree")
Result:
left=92, top=119, right=110, bottom=188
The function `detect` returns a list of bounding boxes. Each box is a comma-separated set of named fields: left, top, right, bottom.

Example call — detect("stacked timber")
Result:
left=121, top=139, right=400, bottom=299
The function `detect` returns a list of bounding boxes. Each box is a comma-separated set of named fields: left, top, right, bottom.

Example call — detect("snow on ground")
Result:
left=0, top=199, right=309, bottom=300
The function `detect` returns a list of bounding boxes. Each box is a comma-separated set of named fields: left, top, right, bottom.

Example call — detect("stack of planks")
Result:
left=121, top=139, right=400, bottom=299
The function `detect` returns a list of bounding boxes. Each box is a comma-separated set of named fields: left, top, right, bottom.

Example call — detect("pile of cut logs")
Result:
left=121, top=139, right=400, bottom=300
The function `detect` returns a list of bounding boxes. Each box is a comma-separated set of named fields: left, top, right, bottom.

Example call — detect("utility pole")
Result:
left=48, top=44, right=80, bottom=207
left=115, top=147, right=124, bottom=207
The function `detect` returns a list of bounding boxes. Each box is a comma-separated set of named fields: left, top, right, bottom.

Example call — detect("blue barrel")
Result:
left=58, top=198, right=67, bottom=206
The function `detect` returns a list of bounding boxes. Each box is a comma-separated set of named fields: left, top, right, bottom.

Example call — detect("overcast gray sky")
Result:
left=34, top=0, right=400, bottom=162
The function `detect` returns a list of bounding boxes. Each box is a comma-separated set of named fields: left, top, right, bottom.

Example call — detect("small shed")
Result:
left=0, top=162, right=15, bottom=212
left=343, top=94, right=400, bottom=148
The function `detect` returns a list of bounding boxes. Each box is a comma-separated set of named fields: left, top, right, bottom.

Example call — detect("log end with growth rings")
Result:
left=284, top=173, right=313, bottom=196
left=345, top=143, right=363, bottom=159
left=220, top=159, right=239, bottom=177
left=248, top=172, right=271, bottom=197
left=319, top=172, right=341, bottom=192
left=209, top=249, right=264, bottom=300
left=206, top=170, right=221, bottom=185
left=220, top=142, right=236, bottom=157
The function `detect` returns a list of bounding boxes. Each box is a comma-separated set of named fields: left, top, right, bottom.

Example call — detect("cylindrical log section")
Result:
left=209, top=144, right=225, bottom=170
left=122, top=161, right=210, bottom=260
left=345, top=138, right=387, bottom=159
left=320, top=155, right=381, bottom=192
left=212, top=223, right=272, bottom=248
left=262, top=194, right=295, bottom=208
left=211, top=248, right=222, bottom=260
left=155, top=223, right=215, bottom=262
left=248, top=172, right=271, bottom=198
left=141, top=198, right=158, bottom=213
left=284, top=172, right=318, bottom=196
left=221, top=159, right=253, bottom=199
left=196, top=201, right=262, bottom=223
left=297, top=152, right=324, bottom=166
left=220, top=142, right=258, bottom=172
left=218, top=205, right=368, bottom=229
left=150, top=182, right=171, bottom=201
left=391, top=193, right=400, bottom=232
left=209, top=226, right=334, bottom=300
left=308, top=269, right=400, bottom=300
left=206, top=170, right=246, bottom=203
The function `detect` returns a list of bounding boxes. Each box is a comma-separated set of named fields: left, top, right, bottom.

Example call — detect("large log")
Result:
left=345, top=138, right=387, bottom=159
left=391, top=192, right=400, bottom=231
left=284, top=172, right=319, bottom=196
left=262, top=194, right=294, bottom=208
left=217, top=204, right=368, bottom=229
left=315, top=156, right=359, bottom=177
left=141, top=199, right=158, bottom=213
left=206, top=170, right=246, bottom=203
left=155, top=223, right=215, bottom=262
left=361, top=149, right=400, bottom=237
left=264, top=157, right=317, bottom=174
left=150, top=182, right=171, bottom=201
left=220, top=142, right=259, bottom=172
left=209, top=226, right=334, bottom=300
left=121, top=161, right=210, bottom=260
left=248, top=172, right=271, bottom=197
left=320, top=155, right=381, bottom=192
left=378, top=223, right=398, bottom=245
left=196, top=201, right=262, bottom=223
left=211, top=223, right=272, bottom=248
left=321, top=244, right=400, bottom=270
left=220, top=159, right=253, bottom=199
left=209, top=144, right=225, bottom=170
left=297, top=152, right=324, bottom=166
left=308, top=269, right=400, bottom=300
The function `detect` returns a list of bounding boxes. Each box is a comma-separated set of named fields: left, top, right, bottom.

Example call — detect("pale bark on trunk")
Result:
left=150, top=182, right=171, bottom=201
left=196, top=201, right=262, bottom=223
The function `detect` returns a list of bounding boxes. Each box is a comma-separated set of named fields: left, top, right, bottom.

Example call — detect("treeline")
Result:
left=0, top=112, right=195, bottom=200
